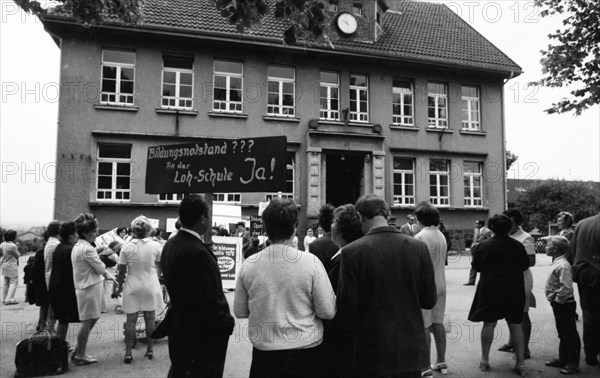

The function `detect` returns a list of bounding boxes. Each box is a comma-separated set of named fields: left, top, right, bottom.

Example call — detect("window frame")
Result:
left=461, top=85, right=481, bottom=130
left=157, top=193, right=185, bottom=203
left=353, top=3, right=363, bottom=15
left=428, top=159, right=450, bottom=207
left=427, top=82, right=448, bottom=128
left=161, top=56, right=194, bottom=110
left=392, top=157, right=416, bottom=207
left=96, top=143, right=132, bottom=202
left=349, top=73, right=369, bottom=123
left=319, top=71, right=340, bottom=121
left=100, top=49, right=136, bottom=106
left=267, top=65, right=296, bottom=117
left=214, top=193, right=241, bottom=204
left=266, top=152, right=295, bottom=201
left=392, top=79, right=414, bottom=126
left=464, top=161, right=483, bottom=207
left=212, top=59, right=243, bottom=114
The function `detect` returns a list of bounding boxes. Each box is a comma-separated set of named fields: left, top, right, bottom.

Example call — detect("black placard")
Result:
left=145, top=136, right=287, bottom=194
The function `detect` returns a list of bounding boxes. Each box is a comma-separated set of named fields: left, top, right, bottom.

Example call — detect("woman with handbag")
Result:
left=1, top=230, right=21, bottom=305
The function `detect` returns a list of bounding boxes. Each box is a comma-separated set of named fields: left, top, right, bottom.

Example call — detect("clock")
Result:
left=336, top=12, right=358, bottom=35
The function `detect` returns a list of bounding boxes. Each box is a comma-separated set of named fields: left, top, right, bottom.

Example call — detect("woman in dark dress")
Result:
left=468, top=214, right=530, bottom=377
left=49, top=222, right=80, bottom=342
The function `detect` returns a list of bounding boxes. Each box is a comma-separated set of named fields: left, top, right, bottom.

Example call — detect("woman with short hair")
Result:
left=1, top=230, right=21, bottom=305
left=468, top=214, right=530, bottom=376
left=234, top=198, right=336, bottom=377
left=71, top=213, right=114, bottom=365
left=116, top=215, right=163, bottom=363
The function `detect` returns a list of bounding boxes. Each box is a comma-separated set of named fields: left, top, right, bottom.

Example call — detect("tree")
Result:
left=532, top=0, right=600, bottom=115
left=506, top=150, right=518, bottom=172
left=517, top=179, right=600, bottom=233
left=14, top=0, right=329, bottom=45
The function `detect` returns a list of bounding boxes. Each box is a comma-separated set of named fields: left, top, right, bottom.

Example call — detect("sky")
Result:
left=1, top=0, right=599, bottom=229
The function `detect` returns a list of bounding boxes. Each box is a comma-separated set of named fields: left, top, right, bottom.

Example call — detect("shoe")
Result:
left=479, top=361, right=490, bottom=372
left=546, top=359, right=566, bottom=368
left=5, top=300, right=18, bottom=305
left=585, top=357, right=599, bottom=366
left=124, top=354, right=133, bottom=364
left=73, top=355, right=98, bottom=366
left=431, top=362, right=448, bottom=374
left=498, top=344, right=514, bottom=353
left=421, top=368, right=433, bottom=377
left=524, top=351, right=531, bottom=359
left=512, top=366, right=527, bottom=377
left=144, top=351, right=153, bottom=360
left=560, top=366, right=580, bottom=375
left=464, top=283, right=475, bottom=286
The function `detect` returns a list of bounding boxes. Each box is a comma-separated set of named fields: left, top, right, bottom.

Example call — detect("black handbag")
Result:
left=14, top=330, right=69, bottom=377
left=100, top=254, right=117, bottom=268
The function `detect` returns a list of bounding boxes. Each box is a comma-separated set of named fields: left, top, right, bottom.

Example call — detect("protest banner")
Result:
left=212, top=236, right=242, bottom=290
left=145, top=136, right=287, bottom=194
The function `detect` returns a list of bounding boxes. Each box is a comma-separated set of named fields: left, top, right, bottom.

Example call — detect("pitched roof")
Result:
left=45, top=0, right=521, bottom=76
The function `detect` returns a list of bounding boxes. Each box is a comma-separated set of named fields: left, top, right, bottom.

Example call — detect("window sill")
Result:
left=156, top=108, right=198, bottom=116
left=318, top=120, right=344, bottom=126
left=89, top=201, right=179, bottom=207
left=208, top=111, right=249, bottom=119
left=390, top=125, right=419, bottom=131
left=263, top=116, right=301, bottom=123
left=94, top=104, right=139, bottom=112
left=347, top=122, right=373, bottom=128
left=460, top=129, right=486, bottom=136
left=426, top=127, right=453, bottom=134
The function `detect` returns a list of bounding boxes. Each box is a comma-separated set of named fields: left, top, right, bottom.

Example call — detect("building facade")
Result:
left=41, top=0, right=521, bottom=240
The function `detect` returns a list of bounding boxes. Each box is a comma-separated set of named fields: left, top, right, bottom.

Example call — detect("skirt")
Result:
left=75, top=281, right=105, bottom=321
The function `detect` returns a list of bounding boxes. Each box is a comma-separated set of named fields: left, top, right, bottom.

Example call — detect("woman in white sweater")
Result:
left=234, top=198, right=336, bottom=378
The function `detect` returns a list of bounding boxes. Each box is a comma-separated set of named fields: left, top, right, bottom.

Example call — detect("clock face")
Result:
left=337, top=12, right=358, bottom=35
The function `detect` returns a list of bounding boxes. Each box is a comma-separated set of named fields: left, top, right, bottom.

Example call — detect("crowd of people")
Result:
left=1, top=194, right=599, bottom=378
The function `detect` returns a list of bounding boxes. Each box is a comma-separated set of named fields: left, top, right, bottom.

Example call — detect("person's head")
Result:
left=218, top=226, right=230, bottom=237
left=438, top=221, right=447, bottom=232
left=317, top=226, right=324, bottom=235
left=306, top=228, right=314, bottom=237
left=116, top=227, right=128, bottom=239
left=487, top=214, right=511, bottom=236
left=236, top=221, right=245, bottom=233
left=556, top=211, right=574, bottom=230
left=407, top=215, right=416, bottom=224
left=59, top=222, right=77, bottom=244
left=74, top=213, right=99, bottom=241
left=108, top=240, right=122, bottom=253
left=545, top=235, right=570, bottom=258
left=475, top=219, right=486, bottom=228
left=211, top=226, right=220, bottom=236
left=130, top=215, right=154, bottom=239
left=3, top=230, right=17, bottom=242
left=47, top=220, right=62, bottom=238
left=331, top=204, right=364, bottom=248
left=179, top=194, right=210, bottom=232
left=414, top=202, right=440, bottom=227
left=318, top=204, right=335, bottom=233
left=503, top=208, right=524, bottom=233
left=261, top=198, right=298, bottom=243
left=174, top=219, right=181, bottom=230
left=355, top=194, right=390, bottom=232
left=153, top=227, right=163, bottom=239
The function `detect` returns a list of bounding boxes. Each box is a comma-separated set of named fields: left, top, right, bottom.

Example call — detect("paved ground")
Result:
left=1, top=252, right=599, bottom=377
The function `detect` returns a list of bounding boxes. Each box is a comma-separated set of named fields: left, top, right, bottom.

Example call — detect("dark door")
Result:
left=326, top=153, right=363, bottom=207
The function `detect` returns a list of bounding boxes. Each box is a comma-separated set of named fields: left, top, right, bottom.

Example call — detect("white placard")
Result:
left=212, top=236, right=243, bottom=290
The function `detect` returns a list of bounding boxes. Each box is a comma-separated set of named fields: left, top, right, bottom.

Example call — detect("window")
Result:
left=393, top=158, right=415, bottom=206
left=266, top=152, right=295, bottom=201
left=328, top=0, right=338, bottom=12
left=214, top=193, right=241, bottom=204
left=158, top=193, right=185, bottom=203
left=101, top=49, right=135, bottom=106
left=392, top=79, right=414, bottom=126
left=320, top=71, right=340, bottom=121
left=464, top=161, right=483, bottom=207
left=429, top=159, right=450, bottom=206
left=353, top=3, right=362, bottom=15
left=461, top=85, right=480, bottom=130
left=96, top=143, right=132, bottom=201
left=349, top=73, right=368, bottom=122
left=162, top=56, right=193, bottom=109
left=267, top=65, right=295, bottom=117
left=213, top=60, right=243, bottom=113
left=427, top=82, right=448, bottom=128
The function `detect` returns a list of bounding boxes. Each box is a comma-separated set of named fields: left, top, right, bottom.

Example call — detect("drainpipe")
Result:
left=502, top=71, right=515, bottom=211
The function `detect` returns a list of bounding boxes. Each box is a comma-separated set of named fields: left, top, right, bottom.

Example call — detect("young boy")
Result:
left=544, top=236, right=581, bottom=375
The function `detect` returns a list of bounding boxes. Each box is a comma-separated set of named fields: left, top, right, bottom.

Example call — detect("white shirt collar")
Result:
left=331, top=248, right=343, bottom=260
left=180, top=227, right=203, bottom=241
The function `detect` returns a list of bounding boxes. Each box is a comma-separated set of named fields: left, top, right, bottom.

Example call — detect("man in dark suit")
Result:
left=235, top=221, right=251, bottom=254
left=161, top=194, right=234, bottom=377
left=309, top=204, right=339, bottom=272
left=465, top=219, right=493, bottom=285
left=571, top=213, right=600, bottom=366
left=337, top=194, right=437, bottom=377
left=399, top=214, right=420, bottom=237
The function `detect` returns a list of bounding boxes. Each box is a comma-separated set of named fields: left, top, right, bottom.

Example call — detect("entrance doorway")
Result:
left=326, top=153, right=364, bottom=207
